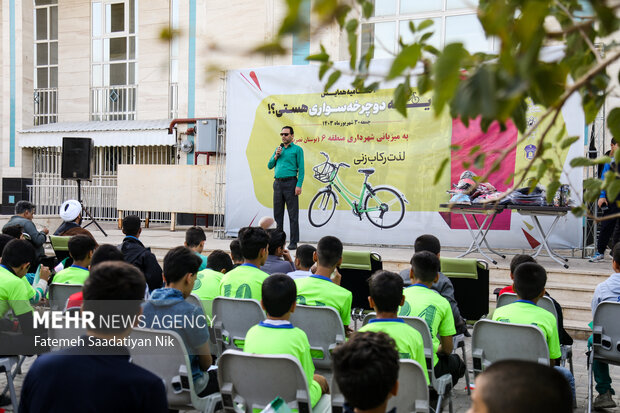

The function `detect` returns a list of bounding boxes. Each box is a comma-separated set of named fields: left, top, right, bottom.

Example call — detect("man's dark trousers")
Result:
left=273, top=178, right=299, bottom=244
left=597, top=201, right=620, bottom=254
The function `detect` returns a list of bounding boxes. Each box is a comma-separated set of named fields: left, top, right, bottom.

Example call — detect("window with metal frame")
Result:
left=34, top=0, right=58, bottom=125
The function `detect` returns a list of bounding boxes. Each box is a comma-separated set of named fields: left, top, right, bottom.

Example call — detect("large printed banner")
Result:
left=226, top=61, right=585, bottom=248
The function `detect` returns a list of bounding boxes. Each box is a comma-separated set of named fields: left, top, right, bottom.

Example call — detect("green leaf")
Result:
left=608, top=180, right=620, bottom=203
left=546, top=180, right=561, bottom=204
left=307, top=45, right=329, bottom=62
left=346, top=19, right=358, bottom=70
left=325, top=70, right=342, bottom=91
left=420, top=31, right=434, bottom=42
left=252, top=41, right=287, bottom=56
left=417, top=19, right=434, bottom=31
left=608, top=108, right=620, bottom=140
left=570, top=156, right=611, bottom=167
left=318, top=62, right=333, bottom=80
left=473, top=153, right=486, bottom=169
left=468, top=145, right=481, bottom=156
left=393, top=77, right=412, bottom=117
left=434, top=157, right=450, bottom=184
left=560, top=136, right=580, bottom=149
left=450, top=144, right=462, bottom=151
left=362, top=1, right=374, bottom=19
left=571, top=205, right=586, bottom=217
left=433, top=43, right=468, bottom=114
left=387, top=44, right=421, bottom=80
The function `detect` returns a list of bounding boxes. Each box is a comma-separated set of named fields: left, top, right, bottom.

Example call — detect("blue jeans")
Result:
left=555, top=366, right=576, bottom=402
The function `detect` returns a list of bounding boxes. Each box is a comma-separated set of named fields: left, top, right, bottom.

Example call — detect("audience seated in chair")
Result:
left=120, top=214, right=163, bottom=292
left=295, top=236, right=353, bottom=333
left=498, top=254, right=573, bottom=347
left=229, top=239, right=244, bottom=268
left=18, top=261, right=168, bottom=413
left=0, top=240, right=42, bottom=347
left=142, top=246, right=218, bottom=397
left=244, top=273, right=329, bottom=408
left=468, top=360, right=572, bottom=413
left=400, top=251, right=466, bottom=388
left=287, top=244, right=316, bottom=280
left=589, top=242, right=620, bottom=409
left=64, top=244, right=126, bottom=310
left=219, top=227, right=269, bottom=300
left=399, top=234, right=467, bottom=335
left=332, top=331, right=399, bottom=413
left=2, top=201, right=48, bottom=263
left=0, top=234, right=50, bottom=305
left=185, top=226, right=208, bottom=271
left=52, top=235, right=96, bottom=285
left=53, top=199, right=96, bottom=243
left=359, top=270, right=429, bottom=384
left=193, top=249, right=234, bottom=302
left=261, top=229, right=296, bottom=275
left=492, top=262, right=575, bottom=402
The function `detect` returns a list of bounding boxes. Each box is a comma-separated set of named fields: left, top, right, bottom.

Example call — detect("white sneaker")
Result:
left=590, top=252, right=605, bottom=262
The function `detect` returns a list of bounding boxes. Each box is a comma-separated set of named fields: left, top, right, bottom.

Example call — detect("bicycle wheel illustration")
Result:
left=308, top=190, right=337, bottom=227
left=363, top=186, right=406, bottom=229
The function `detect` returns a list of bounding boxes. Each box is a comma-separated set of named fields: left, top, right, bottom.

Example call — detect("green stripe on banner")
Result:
left=292, top=0, right=311, bottom=65
left=10, top=0, right=16, bottom=167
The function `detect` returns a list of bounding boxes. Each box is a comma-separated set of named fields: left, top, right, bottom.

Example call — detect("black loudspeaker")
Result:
left=61, top=137, right=94, bottom=180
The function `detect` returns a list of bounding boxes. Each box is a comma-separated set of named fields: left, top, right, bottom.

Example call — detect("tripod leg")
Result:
left=82, top=204, right=108, bottom=236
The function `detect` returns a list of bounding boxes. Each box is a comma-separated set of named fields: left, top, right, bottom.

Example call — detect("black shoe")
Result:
left=287, top=243, right=297, bottom=250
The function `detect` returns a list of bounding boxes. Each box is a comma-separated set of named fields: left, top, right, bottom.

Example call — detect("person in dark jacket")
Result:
left=2, top=201, right=48, bottom=261
left=120, top=215, right=163, bottom=291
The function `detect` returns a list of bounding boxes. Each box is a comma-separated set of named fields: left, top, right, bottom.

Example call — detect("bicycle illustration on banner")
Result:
left=308, top=152, right=409, bottom=229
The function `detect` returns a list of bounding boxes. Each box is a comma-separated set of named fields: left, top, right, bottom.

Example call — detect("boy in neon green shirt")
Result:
left=244, top=274, right=329, bottom=408
left=193, top=250, right=233, bottom=317
left=52, top=235, right=96, bottom=285
left=359, top=270, right=429, bottom=384
left=185, top=226, right=208, bottom=271
left=491, top=262, right=575, bottom=401
left=219, top=227, right=270, bottom=299
left=295, top=236, right=352, bottom=329
left=399, top=251, right=465, bottom=387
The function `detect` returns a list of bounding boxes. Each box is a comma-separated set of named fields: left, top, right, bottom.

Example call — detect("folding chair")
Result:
left=129, top=328, right=221, bottom=413
left=0, top=357, right=18, bottom=412
left=289, top=304, right=345, bottom=373
left=496, top=293, right=573, bottom=375
left=587, top=302, right=620, bottom=413
left=218, top=349, right=330, bottom=413
left=440, top=257, right=489, bottom=321
left=362, top=314, right=454, bottom=413
left=49, top=235, right=72, bottom=264
left=472, top=319, right=550, bottom=377
left=212, top=297, right=264, bottom=353
left=331, top=359, right=429, bottom=413
left=48, top=283, right=83, bottom=311
left=186, top=294, right=219, bottom=358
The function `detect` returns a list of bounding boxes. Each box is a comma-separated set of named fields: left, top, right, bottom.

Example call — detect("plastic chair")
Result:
left=0, top=357, right=19, bottom=412
left=289, top=305, right=345, bottom=373
left=186, top=294, right=219, bottom=358
left=362, top=314, right=453, bottom=413
left=496, top=293, right=573, bottom=374
left=331, top=359, right=429, bottom=413
left=212, top=297, right=264, bottom=353
left=587, top=302, right=620, bottom=413
left=128, top=328, right=221, bottom=413
left=49, top=235, right=71, bottom=263
left=218, top=349, right=330, bottom=413
left=472, top=319, right=550, bottom=377
left=48, top=283, right=83, bottom=311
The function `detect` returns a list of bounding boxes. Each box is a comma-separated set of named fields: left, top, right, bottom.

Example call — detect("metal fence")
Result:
left=29, top=146, right=176, bottom=222
left=33, top=88, right=58, bottom=125
left=90, top=85, right=137, bottom=121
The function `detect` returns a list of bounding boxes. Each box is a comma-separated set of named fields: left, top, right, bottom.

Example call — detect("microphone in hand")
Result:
left=276, top=143, right=284, bottom=157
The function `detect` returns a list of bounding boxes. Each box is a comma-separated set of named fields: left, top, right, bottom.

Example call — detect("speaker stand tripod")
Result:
left=76, top=179, right=108, bottom=237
